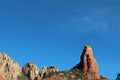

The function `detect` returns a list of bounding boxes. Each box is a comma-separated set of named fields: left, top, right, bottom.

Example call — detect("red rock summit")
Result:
left=74, top=45, right=100, bottom=80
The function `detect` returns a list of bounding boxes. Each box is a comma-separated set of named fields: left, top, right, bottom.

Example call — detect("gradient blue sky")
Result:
left=0, top=0, right=120, bottom=79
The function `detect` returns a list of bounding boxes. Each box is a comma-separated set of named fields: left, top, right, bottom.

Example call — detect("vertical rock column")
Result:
left=74, top=46, right=100, bottom=80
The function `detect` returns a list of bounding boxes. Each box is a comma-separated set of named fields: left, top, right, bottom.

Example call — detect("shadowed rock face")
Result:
left=74, top=46, right=100, bottom=80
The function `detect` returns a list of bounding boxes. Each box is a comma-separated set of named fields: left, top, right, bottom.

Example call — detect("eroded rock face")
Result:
left=22, top=63, right=59, bottom=80
left=74, top=46, right=100, bottom=80
left=47, top=66, right=59, bottom=73
left=0, top=75, right=7, bottom=80
left=0, top=53, right=21, bottom=80
left=41, top=66, right=59, bottom=79
left=41, top=66, right=47, bottom=78
left=22, top=62, right=41, bottom=80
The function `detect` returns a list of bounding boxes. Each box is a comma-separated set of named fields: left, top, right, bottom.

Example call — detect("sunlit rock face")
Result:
left=22, top=63, right=59, bottom=80
left=0, top=53, right=21, bottom=80
left=22, top=62, right=41, bottom=80
left=74, top=46, right=100, bottom=80
left=41, top=66, right=59, bottom=79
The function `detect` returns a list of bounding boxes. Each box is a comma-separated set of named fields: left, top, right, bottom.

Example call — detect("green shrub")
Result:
left=17, top=73, right=29, bottom=80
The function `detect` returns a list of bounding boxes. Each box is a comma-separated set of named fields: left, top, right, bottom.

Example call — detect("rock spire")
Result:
left=74, top=45, right=100, bottom=80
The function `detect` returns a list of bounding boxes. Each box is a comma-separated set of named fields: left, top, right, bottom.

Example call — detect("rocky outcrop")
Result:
left=74, top=45, right=100, bottom=80
left=22, top=62, right=41, bottom=80
left=41, top=66, right=59, bottom=79
left=0, top=53, right=21, bottom=80
left=41, top=66, right=47, bottom=78
left=0, top=45, right=107, bottom=80
left=22, top=63, right=59, bottom=80
left=47, top=66, right=59, bottom=73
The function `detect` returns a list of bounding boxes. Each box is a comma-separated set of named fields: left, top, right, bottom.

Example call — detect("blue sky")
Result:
left=0, top=0, right=120, bottom=79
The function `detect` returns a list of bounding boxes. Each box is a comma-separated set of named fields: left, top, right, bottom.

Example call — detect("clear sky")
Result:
left=0, top=0, right=120, bottom=79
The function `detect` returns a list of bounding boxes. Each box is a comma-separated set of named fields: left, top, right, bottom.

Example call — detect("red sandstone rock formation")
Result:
left=74, top=45, right=100, bottom=80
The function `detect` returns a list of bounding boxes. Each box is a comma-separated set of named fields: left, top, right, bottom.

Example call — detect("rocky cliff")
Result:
left=0, top=53, right=21, bottom=80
